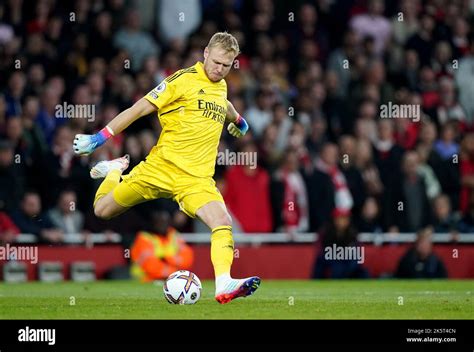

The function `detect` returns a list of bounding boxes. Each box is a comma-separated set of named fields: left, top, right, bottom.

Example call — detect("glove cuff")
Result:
left=235, top=115, right=248, bottom=132
left=93, top=126, right=114, bottom=147
left=235, top=114, right=244, bottom=127
left=99, top=126, right=114, bottom=139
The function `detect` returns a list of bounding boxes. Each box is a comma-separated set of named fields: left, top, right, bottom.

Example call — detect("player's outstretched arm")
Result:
left=73, top=98, right=156, bottom=155
left=226, top=100, right=248, bottom=138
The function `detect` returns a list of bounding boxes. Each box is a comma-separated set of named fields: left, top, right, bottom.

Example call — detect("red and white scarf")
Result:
left=315, top=158, right=353, bottom=211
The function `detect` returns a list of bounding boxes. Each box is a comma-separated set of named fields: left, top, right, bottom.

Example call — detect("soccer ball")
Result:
left=163, top=270, right=202, bottom=304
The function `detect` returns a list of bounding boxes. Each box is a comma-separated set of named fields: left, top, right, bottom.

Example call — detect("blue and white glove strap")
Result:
left=234, top=115, right=249, bottom=135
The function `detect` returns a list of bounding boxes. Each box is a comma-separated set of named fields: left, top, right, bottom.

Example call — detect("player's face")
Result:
left=203, top=46, right=235, bottom=82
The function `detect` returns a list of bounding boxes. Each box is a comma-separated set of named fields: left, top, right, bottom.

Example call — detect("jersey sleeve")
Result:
left=144, top=71, right=185, bottom=110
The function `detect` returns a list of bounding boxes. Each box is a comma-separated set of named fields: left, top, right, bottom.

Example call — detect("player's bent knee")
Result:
left=217, top=212, right=232, bottom=228
left=94, top=199, right=116, bottom=220
left=94, top=192, right=128, bottom=220
left=95, top=206, right=118, bottom=220
left=94, top=203, right=109, bottom=220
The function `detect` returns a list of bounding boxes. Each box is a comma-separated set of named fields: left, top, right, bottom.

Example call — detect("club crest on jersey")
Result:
left=156, top=82, right=167, bottom=93
left=148, top=82, right=167, bottom=99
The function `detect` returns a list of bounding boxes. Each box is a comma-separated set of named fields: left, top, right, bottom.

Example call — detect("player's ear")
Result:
left=204, top=47, right=209, bottom=59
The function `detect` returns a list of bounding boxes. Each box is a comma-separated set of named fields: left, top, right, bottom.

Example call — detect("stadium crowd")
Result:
left=1, top=0, right=474, bottom=245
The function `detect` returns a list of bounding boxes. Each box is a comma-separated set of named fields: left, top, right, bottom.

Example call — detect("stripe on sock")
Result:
left=212, top=225, right=232, bottom=234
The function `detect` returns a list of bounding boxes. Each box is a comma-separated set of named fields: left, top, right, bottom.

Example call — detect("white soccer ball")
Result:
left=163, top=270, right=202, bottom=304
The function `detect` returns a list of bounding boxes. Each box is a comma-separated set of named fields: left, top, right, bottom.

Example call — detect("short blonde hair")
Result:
left=208, top=32, right=240, bottom=55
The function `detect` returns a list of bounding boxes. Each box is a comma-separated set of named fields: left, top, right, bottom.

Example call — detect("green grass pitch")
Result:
left=0, top=280, right=472, bottom=319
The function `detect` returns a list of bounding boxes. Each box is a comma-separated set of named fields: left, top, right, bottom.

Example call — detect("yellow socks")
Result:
left=93, top=169, right=121, bottom=207
left=211, top=225, right=234, bottom=278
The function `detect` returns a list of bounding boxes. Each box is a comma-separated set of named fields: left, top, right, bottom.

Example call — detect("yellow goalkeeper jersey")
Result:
left=144, top=62, right=227, bottom=178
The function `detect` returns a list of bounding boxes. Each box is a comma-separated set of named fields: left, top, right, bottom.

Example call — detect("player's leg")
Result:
left=195, top=200, right=234, bottom=279
left=91, top=154, right=148, bottom=220
left=94, top=190, right=128, bottom=220
left=91, top=155, right=130, bottom=219
left=193, top=200, right=261, bottom=304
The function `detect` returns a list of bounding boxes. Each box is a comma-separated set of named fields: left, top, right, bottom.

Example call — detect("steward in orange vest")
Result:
left=131, top=211, right=193, bottom=282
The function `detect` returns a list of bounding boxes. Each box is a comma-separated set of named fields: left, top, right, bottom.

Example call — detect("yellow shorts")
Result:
left=112, top=157, right=224, bottom=218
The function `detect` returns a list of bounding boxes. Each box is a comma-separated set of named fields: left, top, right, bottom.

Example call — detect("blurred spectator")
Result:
left=418, top=66, right=439, bottom=112
left=327, top=30, right=359, bottom=98
left=138, top=130, right=156, bottom=155
left=305, top=117, right=328, bottom=159
left=339, top=135, right=366, bottom=218
left=40, top=125, right=93, bottom=211
left=0, top=211, right=20, bottom=244
left=36, top=86, right=65, bottom=145
left=416, top=144, right=441, bottom=200
left=258, top=124, right=281, bottom=172
left=4, top=72, right=25, bottom=117
left=393, top=118, right=419, bottom=151
left=271, top=148, right=309, bottom=234
left=418, top=120, right=460, bottom=210
left=0, top=10, right=15, bottom=46
left=21, top=96, right=48, bottom=161
left=356, top=196, right=383, bottom=233
left=417, top=121, right=444, bottom=179
left=244, top=88, right=274, bottom=138
left=142, top=56, right=166, bottom=86
left=47, top=189, right=85, bottom=239
left=287, top=122, right=311, bottom=169
left=312, top=209, right=369, bottom=279
left=130, top=210, right=193, bottom=282
left=10, top=191, right=64, bottom=243
left=4, top=117, right=26, bottom=161
left=349, top=0, right=391, bottom=57
left=158, top=0, right=202, bottom=44
left=373, top=119, right=404, bottom=188
left=304, top=158, right=335, bottom=233
left=454, top=34, right=474, bottom=126
left=458, top=192, right=474, bottom=233
left=459, top=133, right=474, bottom=214
left=87, top=11, right=117, bottom=61
left=0, top=95, right=6, bottom=133
left=451, top=17, right=470, bottom=59
left=25, top=64, right=46, bottom=98
left=436, top=77, right=466, bottom=131
left=355, top=99, right=378, bottom=142
left=432, top=194, right=459, bottom=234
left=384, top=151, right=433, bottom=232
left=431, top=41, right=454, bottom=79
left=389, top=0, right=420, bottom=72
left=434, top=122, right=459, bottom=161
left=356, top=59, right=395, bottom=108
left=289, top=3, right=329, bottom=68
left=113, top=10, right=159, bottom=72
left=354, top=138, right=384, bottom=198
left=324, top=71, right=351, bottom=137
left=0, top=139, right=25, bottom=211
left=400, top=49, right=420, bottom=91
left=315, top=143, right=354, bottom=214
left=395, top=227, right=448, bottom=278
left=406, top=12, right=436, bottom=67
left=272, top=102, right=292, bottom=154
left=224, top=142, right=273, bottom=233
left=123, top=134, right=142, bottom=170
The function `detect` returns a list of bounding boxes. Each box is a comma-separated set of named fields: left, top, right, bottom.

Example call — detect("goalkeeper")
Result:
left=73, top=32, right=260, bottom=304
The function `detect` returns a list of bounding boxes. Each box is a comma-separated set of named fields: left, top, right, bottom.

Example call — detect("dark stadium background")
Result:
left=0, top=0, right=473, bottom=282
